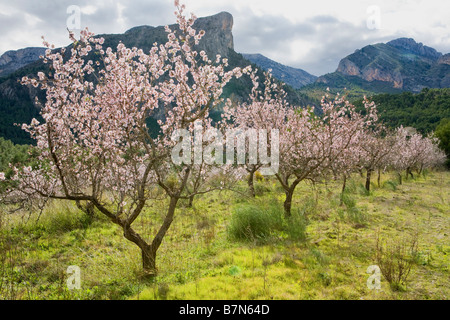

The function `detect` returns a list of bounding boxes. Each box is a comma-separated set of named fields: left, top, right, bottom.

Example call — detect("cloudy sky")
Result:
left=1, top=0, right=450, bottom=75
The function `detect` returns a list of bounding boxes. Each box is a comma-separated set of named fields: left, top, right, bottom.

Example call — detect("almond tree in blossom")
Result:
left=221, top=70, right=286, bottom=197
left=418, top=136, right=447, bottom=173
left=323, top=96, right=379, bottom=199
left=389, top=127, right=446, bottom=183
left=277, top=94, right=378, bottom=216
left=357, top=125, right=397, bottom=191
left=0, top=2, right=247, bottom=276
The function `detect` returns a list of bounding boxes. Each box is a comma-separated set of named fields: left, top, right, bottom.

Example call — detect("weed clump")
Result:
left=375, top=232, right=418, bottom=291
left=227, top=199, right=283, bottom=242
left=227, top=198, right=308, bottom=242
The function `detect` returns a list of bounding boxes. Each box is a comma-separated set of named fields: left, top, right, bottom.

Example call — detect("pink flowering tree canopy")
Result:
left=276, top=94, right=378, bottom=216
left=221, top=70, right=286, bottom=196
left=0, top=2, right=247, bottom=276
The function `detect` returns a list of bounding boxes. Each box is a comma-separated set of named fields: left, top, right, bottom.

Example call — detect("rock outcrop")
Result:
left=193, top=12, right=234, bottom=58
left=336, top=58, right=360, bottom=76
left=121, top=11, right=234, bottom=59
left=331, top=38, right=447, bottom=92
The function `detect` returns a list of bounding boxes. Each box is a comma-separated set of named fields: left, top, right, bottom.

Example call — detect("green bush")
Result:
left=340, top=192, right=357, bottom=208
left=227, top=198, right=309, bottom=242
left=254, top=182, right=271, bottom=197
left=227, top=199, right=283, bottom=242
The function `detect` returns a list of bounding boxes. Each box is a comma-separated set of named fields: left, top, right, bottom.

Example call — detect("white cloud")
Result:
left=81, top=5, right=98, bottom=15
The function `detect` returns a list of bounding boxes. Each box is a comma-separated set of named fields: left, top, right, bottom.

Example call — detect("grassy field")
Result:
left=0, top=170, right=448, bottom=300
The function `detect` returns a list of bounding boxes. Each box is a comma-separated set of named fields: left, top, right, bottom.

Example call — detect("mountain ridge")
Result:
left=0, top=47, right=47, bottom=78
left=300, top=37, right=450, bottom=102
left=241, top=53, right=317, bottom=89
left=320, top=37, right=449, bottom=92
left=1, top=13, right=450, bottom=145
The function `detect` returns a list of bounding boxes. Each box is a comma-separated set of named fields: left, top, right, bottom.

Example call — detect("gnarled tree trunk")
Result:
left=121, top=195, right=179, bottom=277
left=188, top=195, right=195, bottom=207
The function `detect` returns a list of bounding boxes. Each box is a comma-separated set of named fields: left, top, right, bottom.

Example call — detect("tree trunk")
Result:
left=340, top=174, right=347, bottom=206
left=122, top=196, right=179, bottom=277
left=188, top=194, right=195, bottom=207
left=398, top=172, right=402, bottom=185
left=284, top=190, right=293, bottom=217
left=122, top=225, right=157, bottom=277
left=141, top=245, right=157, bottom=276
left=377, top=168, right=381, bottom=188
left=282, top=178, right=301, bottom=218
left=418, top=164, right=423, bottom=176
left=406, top=167, right=414, bottom=180
left=75, top=200, right=95, bottom=218
left=365, top=169, right=372, bottom=191
left=150, top=196, right=179, bottom=270
left=248, top=169, right=256, bottom=198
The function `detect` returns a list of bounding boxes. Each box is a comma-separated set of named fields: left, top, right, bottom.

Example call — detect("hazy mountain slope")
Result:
left=0, top=47, right=46, bottom=78
left=241, top=53, right=317, bottom=89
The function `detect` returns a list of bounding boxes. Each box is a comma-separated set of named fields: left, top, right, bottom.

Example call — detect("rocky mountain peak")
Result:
left=121, top=11, right=234, bottom=59
left=192, top=11, right=234, bottom=57
left=387, top=38, right=442, bottom=60
left=332, top=37, right=448, bottom=92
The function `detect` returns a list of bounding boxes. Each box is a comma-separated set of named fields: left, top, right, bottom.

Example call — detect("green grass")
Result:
left=0, top=171, right=449, bottom=300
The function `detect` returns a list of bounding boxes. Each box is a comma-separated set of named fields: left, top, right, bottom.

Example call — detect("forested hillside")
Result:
left=354, top=88, right=450, bottom=134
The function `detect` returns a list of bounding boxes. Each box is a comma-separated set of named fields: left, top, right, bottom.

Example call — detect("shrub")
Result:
left=227, top=199, right=283, bottom=242
left=357, top=183, right=371, bottom=196
left=254, top=182, right=271, bottom=197
left=375, top=233, right=418, bottom=291
left=254, top=171, right=265, bottom=182
left=227, top=198, right=309, bottom=243
left=340, top=191, right=357, bottom=208
left=39, top=202, right=94, bottom=235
